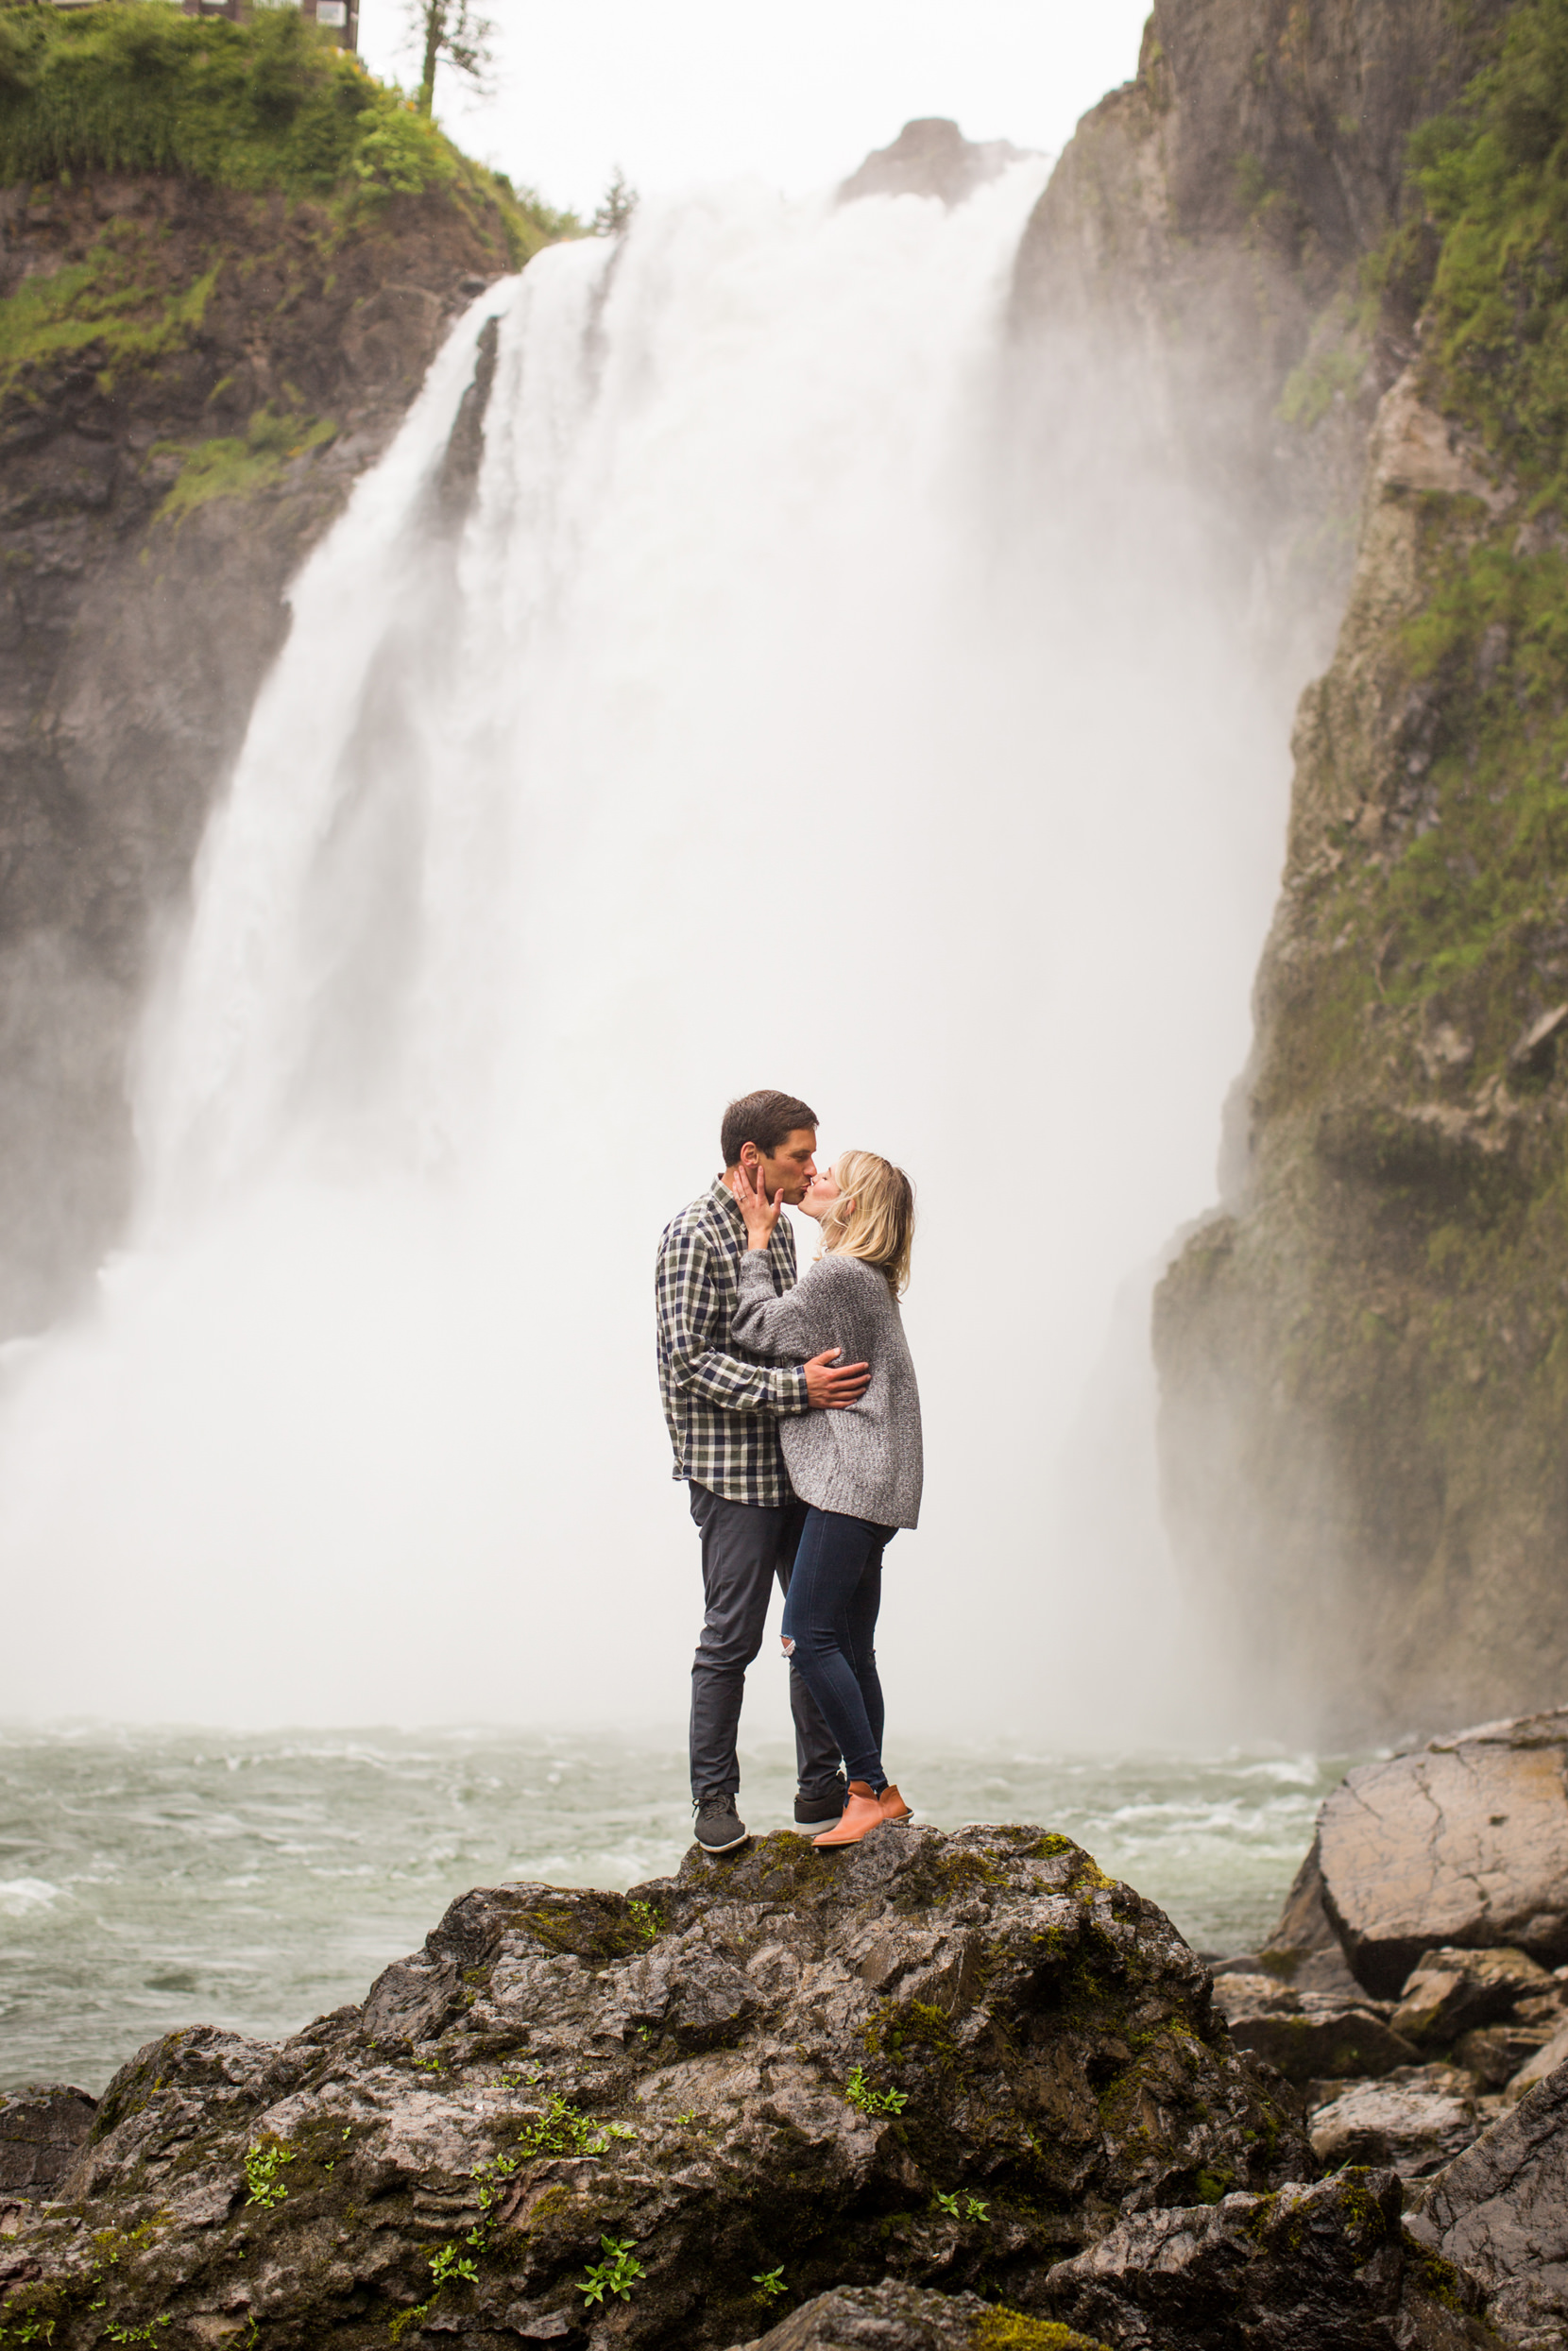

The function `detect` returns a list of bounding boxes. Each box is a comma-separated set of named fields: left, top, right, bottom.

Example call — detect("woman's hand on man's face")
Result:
left=733, top=1160, right=783, bottom=1251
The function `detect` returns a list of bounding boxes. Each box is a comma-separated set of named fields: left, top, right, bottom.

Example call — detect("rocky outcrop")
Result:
left=0, top=166, right=537, bottom=1337
left=0, top=1825, right=1308, bottom=2349
left=837, top=120, right=1027, bottom=208
left=1150, top=0, right=1568, bottom=1741
left=14, top=1817, right=1568, bottom=2349
left=1006, top=0, right=1509, bottom=679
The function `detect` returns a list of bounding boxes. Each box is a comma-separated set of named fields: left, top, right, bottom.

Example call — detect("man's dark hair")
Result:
left=721, top=1090, right=819, bottom=1168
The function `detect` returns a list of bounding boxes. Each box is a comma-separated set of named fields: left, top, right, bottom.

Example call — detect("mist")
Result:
left=0, top=164, right=1304, bottom=1743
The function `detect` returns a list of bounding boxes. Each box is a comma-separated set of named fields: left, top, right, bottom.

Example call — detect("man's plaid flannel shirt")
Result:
left=656, top=1178, right=810, bottom=1507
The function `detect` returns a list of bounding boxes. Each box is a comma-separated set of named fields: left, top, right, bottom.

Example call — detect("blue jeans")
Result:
left=781, top=1507, right=895, bottom=1792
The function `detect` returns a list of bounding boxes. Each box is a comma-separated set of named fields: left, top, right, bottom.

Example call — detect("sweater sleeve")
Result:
left=730, top=1252, right=818, bottom=1361
left=656, top=1223, right=810, bottom=1417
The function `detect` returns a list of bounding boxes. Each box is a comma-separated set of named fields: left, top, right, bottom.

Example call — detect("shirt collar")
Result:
left=710, top=1176, right=744, bottom=1230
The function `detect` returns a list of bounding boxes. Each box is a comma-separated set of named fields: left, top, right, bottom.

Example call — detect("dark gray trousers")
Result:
left=688, top=1482, right=844, bottom=1804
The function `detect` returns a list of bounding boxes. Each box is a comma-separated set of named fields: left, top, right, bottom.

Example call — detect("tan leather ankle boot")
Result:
left=812, top=1781, right=885, bottom=1847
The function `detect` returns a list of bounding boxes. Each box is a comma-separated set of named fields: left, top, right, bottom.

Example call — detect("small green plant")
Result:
left=963, top=2194, right=990, bottom=2221
left=843, top=2066, right=908, bottom=2117
left=933, top=2189, right=989, bottom=2220
left=672, top=2109, right=697, bottom=2126
left=517, top=2094, right=607, bottom=2157
left=934, top=2189, right=961, bottom=2216
left=428, top=2243, right=479, bottom=2291
left=626, top=1898, right=660, bottom=1940
left=411, top=2052, right=442, bottom=2073
left=0, top=2316, right=59, bottom=2345
left=577, top=2236, right=645, bottom=2306
left=243, top=2138, right=296, bottom=2207
left=752, top=2267, right=787, bottom=2306
left=104, top=2325, right=171, bottom=2347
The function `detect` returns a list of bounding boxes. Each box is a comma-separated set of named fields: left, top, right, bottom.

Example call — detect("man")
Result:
left=656, top=1089, right=871, bottom=1853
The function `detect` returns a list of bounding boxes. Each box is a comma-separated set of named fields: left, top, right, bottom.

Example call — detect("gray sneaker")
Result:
left=693, top=1794, right=749, bottom=1853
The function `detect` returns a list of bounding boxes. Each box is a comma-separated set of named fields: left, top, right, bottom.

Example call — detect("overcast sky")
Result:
left=359, top=0, right=1152, bottom=219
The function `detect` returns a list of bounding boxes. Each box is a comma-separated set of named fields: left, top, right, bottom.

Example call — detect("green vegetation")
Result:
left=842, top=2065, right=908, bottom=2117
left=577, top=2236, right=645, bottom=2307
left=1410, top=0, right=1568, bottom=502
left=0, top=223, right=215, bottom=399
left=0, top=0, right=567, bottom=234
left=243, top=2136, right=296, bottom=2208
left=516, top=2092, right=622, bottom=2156
left=751, top=2267, right=787, bottom=2306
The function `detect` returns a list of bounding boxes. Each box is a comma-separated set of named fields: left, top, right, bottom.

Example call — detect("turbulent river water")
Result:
left=0, top=1729, right=1355, bottom=2094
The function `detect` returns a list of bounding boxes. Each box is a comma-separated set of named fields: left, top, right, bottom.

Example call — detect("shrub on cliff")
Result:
left=0, top=0, right=573, bottom=249
left=1408, top=0, right=1568, bottom=500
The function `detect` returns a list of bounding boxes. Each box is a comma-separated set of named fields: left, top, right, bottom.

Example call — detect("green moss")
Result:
left=862, top=1998, right=962, bottom=2075
left=973, top=2312, right=1113, bottom=2351
left=154, top=402, right=336, bottom=520
left=0, top=224, right=217, bottom=398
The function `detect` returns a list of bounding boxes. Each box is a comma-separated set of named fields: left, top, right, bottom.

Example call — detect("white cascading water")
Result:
left=0, top=165, right=1296, bottom=1738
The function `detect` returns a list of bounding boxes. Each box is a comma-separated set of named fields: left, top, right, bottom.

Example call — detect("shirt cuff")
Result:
left=776, top=1364, right=810, bottom=1416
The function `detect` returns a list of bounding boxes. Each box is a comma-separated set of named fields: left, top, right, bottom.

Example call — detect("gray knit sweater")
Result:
left=732, top=1249, right=923, bottom=1530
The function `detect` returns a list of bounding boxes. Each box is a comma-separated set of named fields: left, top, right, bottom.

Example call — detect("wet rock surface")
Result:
left=1307, top=2067, right=1484, bottom=2180
left=1409, top=2063, right=1568, bottom=2349
left=0, top=1825, right=1307, bottom=2350
left=0, top=2087, right=96, bottom=2193
left=1040, top=2168, right=1497, bottom=2351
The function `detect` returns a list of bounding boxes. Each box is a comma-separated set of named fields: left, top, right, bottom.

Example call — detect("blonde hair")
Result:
left=818, top=1149, right=916, bottom=1298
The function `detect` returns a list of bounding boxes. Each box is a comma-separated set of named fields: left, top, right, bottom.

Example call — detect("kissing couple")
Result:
left=656, top=1089, right=923, bottom=1855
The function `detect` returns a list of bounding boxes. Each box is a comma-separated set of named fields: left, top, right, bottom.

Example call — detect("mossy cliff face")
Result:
left=0, top=6, right=570, bottom=1338
left=0, top=1828, right=1306, bottom=2350
left=1154, top=0, right=1568, bottom=1741
left=1008, top=0, right=1510, bottom=672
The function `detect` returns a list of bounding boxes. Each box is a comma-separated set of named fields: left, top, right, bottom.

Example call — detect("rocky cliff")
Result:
left=1142, top=0, right=1568, bottom=1740
left=1009, top=0, right=1510, bottom=678
left=0, top=2, right=567, bottom=1336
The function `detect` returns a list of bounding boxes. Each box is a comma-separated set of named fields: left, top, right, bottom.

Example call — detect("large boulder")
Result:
left=1296, top=1716, right=1568, bottom=1994
left=0, top=1827, right=1306, bottom=2351
left=1408, top=2061, right=1568, bottom=2346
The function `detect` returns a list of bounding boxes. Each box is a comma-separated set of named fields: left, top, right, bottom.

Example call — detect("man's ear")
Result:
left=738, top=1140, right=760, bottom=1169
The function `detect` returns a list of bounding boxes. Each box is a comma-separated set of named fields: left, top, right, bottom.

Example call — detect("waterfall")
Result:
left=0, top=164, right=1296, bottom=1737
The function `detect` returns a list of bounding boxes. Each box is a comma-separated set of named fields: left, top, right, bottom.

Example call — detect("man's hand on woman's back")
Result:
left=805, top=1348, right=871, bottom=1408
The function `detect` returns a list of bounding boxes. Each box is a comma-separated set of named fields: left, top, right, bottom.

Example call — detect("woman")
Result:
left=732, top=1150, right=922, bottom=1848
